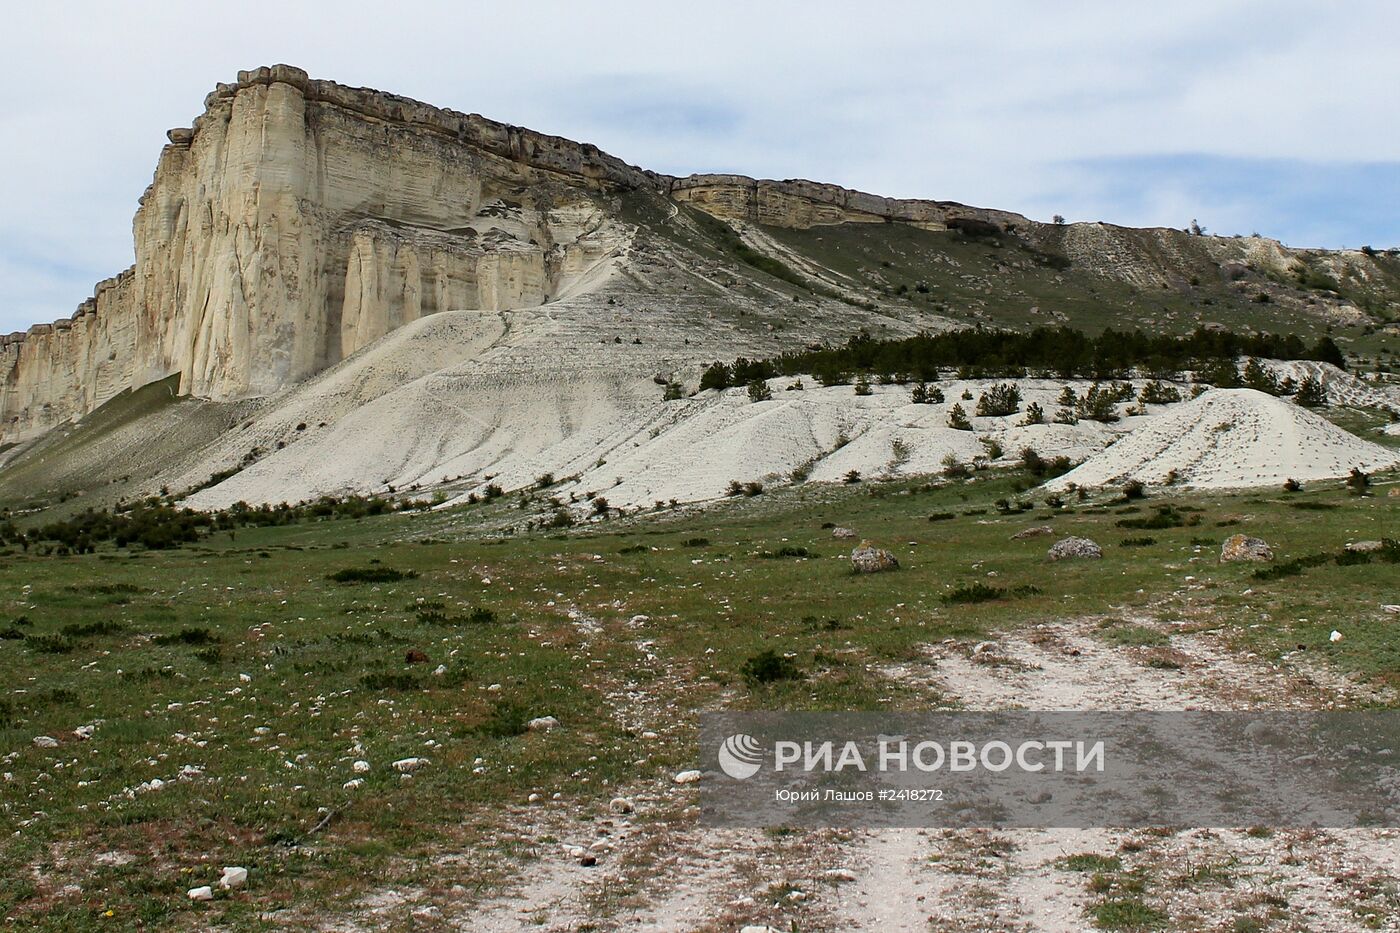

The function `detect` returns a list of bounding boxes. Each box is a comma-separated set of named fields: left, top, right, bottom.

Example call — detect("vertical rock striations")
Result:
left=0, top=64, right=1075, bottom=448
left=2, top=65, right=646, bottom=443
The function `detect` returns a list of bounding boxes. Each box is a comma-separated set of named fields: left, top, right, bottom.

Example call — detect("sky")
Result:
left=3, top=0, right=1398, bottom=334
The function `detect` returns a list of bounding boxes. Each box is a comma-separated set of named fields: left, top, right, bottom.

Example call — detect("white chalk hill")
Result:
left=1047, top=389, right=1399, bottom=491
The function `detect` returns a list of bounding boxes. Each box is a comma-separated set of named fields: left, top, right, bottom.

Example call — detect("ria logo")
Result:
left=717, top=733, right=764, bottom=780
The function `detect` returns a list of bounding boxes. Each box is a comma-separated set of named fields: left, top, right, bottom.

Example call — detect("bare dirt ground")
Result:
left=331, top=613, right=1400, bottom=932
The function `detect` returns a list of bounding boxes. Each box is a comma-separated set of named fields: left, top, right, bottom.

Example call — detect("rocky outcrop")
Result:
left=668, top=174, right=1031, bottom=231
left=851, top=542, right=899, bottom=573
left=2, top=65, right=638, bottom=444
left=1047, top=536, right=1103, bottom=561
left=8, top=64, right=1394, bottom=453
left=0, top=271, right=138, bottom=441
left=1220, top=534, right=1273, bottom=562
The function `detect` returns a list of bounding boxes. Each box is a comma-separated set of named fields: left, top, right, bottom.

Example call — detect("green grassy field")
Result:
left=1, top=467, right=1397, bottom=929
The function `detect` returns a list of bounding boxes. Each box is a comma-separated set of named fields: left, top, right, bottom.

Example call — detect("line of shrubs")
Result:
left=1, top=493, right=437, bottom=556
left=697, top=325, right=1346, bottom=390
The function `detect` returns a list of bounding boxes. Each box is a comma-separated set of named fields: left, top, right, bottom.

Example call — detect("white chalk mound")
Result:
left=1047, top=389, right=1399, bottom=491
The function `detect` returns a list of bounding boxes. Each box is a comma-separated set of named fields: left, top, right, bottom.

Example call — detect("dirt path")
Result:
left=335, top=614, right=1400, bottom=931
left=820, top=616, right=1400, bottom=932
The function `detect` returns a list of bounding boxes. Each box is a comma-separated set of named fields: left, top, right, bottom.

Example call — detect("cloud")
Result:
left=1034, top=155, right=1400, bottom=248
left=2, top=0, right=1397, bottom=332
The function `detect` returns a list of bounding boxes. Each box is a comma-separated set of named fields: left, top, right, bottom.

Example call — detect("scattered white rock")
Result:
left=219, top=866, right=247, bottom=890
left=432, top=664, right=447, bottom=676
left=238, top=673, right=252, bottom=683
left=187, top=886, right=214, bottom=901
left=342, top=778, right=364, bottom=790
left=527, top=716, right=560, bottom=732
left=352, top=760, right=370, bottom=773
left=1330, top=630, right=1344, bottom=643
left=393, top=757, right=428, bottom=773
left=823, top=867, right=858, bottom=882
left=609, top=797, right=635, bottom=814
left=1047, top=536, right=1103, bottom=561
left=673, top=769, right=703, bottom=784
left=73, top=725, right=95, bottom=741
left=32, top=735, right=58, bottom=748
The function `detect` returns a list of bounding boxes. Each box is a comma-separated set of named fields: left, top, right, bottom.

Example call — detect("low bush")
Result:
left=474, top=701, right=531, bottom=738
left=740, top=649, right=804, bottom=685
left=328, top=567, right=419, bottom=584
left=1116, top=505, right=1196, bottom=530
left=360, top=672, right=421, bottom=691
left=942, top=583, right=1005, bottom=604
left=153, top=627, right=218, bottom=646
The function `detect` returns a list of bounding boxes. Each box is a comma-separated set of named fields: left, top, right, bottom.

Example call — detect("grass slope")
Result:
left=0, top=466, right=1396, bottom=928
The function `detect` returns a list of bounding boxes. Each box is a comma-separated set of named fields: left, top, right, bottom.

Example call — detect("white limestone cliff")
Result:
left=1, top=65, right=639, bottom=444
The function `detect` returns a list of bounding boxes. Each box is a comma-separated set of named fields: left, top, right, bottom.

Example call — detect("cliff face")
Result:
left=667, top=175, right=1031, bottom=231
left=0, top=65, right=1066, bottom=446
left=8, top=64, right=1388, bottom=451
left=1, top=65, right=645, bottom=443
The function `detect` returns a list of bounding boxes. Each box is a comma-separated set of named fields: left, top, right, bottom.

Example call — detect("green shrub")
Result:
left=942, top=583, right=1005, bottom=604
left=328, top=567, right=418, bottom=584
left=60, top=620, right=125, bottom=638
left=25, top=634, right=76, bottom=654
left=153, top=627, right=218, bottom=646
left=476, top=701, right=531, bottom=738
left=975, top=383, right=1022, bottom=417
left=1091, top=898, right=1167, bottom=929
left=1116, top=505, right=1193, bottom=529
left=762, top=546, right=813, bottom=559
left=360, top=672, right=421, bottom=691
left=1138, top=381, right=1182, bottom=405
left=1055, top=853, right=1122, bottom=873
left=740, top=649, right=804, bottom=685
left=1253, top=553, right=1332, bottom=581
